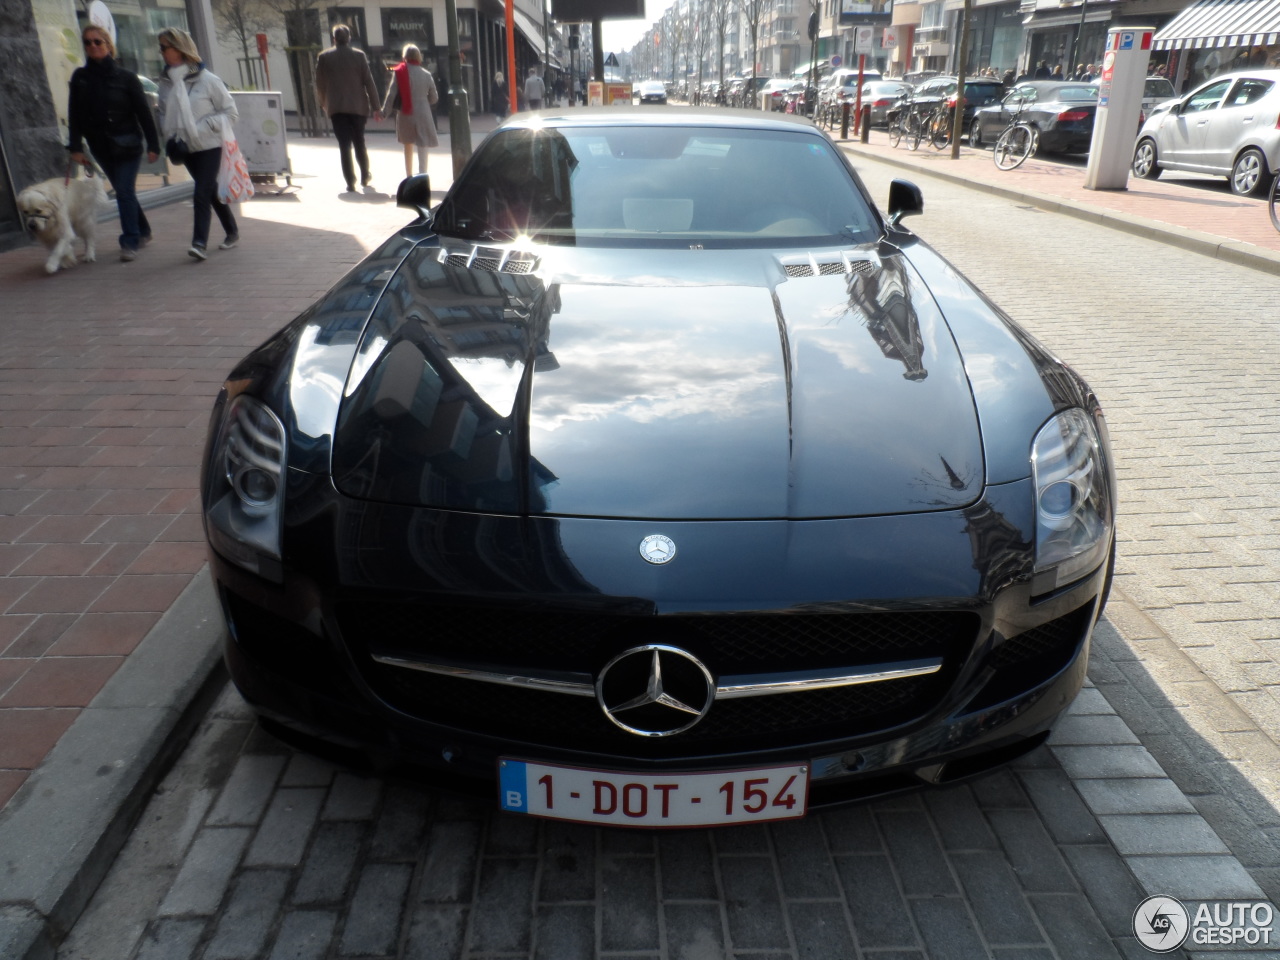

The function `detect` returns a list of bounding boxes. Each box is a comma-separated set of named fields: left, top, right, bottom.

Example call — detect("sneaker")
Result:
left=188, top=244, right=208, bottom=261
left=120, top=248, right=137, bottom=262
left=140, top=235, right=152, bottom=247
left=218, top=235, right=239, bottom=250
left=361, top=174, right=373, bottom=187
left=345, top=183, right=357, bottom=193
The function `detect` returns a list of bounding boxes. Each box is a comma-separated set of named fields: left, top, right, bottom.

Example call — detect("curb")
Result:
left=0, top=568, right=227, bottom=960
left=839, top=140, right=1280, bottom=276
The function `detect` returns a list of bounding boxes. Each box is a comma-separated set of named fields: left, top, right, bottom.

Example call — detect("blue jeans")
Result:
left=182, top=147, right=237, bottom=248
left=98, top=153, right=150, bottom=252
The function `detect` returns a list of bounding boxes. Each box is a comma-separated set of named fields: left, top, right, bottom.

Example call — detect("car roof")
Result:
left=1013, top=80, right=1098, bottom=98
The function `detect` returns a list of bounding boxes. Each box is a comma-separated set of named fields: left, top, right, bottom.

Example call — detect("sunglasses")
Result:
left=83, top=38, right=107, bottom=47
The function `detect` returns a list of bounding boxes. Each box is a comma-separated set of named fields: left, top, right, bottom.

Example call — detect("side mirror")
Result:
left=887, top=179, right=923, bottom=226
left=396, top=174, right=432, bottom=220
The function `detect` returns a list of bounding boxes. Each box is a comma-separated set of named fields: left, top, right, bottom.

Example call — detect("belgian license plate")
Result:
left=498, top=759, right=809, bottom=827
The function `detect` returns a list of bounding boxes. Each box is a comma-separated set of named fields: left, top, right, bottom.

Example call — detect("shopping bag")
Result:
left=216, top=117, right=254, bottom=203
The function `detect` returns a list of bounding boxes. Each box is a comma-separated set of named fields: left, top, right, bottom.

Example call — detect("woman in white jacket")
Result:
left=157, top=27, right=239, bottom=261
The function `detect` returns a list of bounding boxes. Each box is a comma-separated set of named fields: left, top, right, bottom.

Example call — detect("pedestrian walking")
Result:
left=492, top=71, right=509, bottom=117
left=382, top=44, right=439, bottom=180
left=524, top=66, right=545, bottom=110
left=67, top=24, right=160, bottom=262
left=156, top=27, right=239, bottom=261
left=315, top=24, right=382, bottom=192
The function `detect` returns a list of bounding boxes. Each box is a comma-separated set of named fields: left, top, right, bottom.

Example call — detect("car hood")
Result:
left=329, top=244, right=985, bottom=520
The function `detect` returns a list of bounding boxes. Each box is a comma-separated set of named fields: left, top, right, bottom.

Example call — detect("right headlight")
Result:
left=204, top=394, right=286, bottom=582
left=1031, top=408, right=1112, bottom=595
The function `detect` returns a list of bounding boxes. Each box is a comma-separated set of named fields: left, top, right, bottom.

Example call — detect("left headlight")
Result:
left=204, top=394, right=286, bottom=582
left=1031, top=408, right=1112, bottom=595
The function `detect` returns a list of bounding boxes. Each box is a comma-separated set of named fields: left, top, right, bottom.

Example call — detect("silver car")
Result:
left=1132, top=68, right=1280, bottom=195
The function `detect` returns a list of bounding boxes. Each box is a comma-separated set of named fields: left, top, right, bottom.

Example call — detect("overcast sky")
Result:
left=600, top=0, right=677, bottom=55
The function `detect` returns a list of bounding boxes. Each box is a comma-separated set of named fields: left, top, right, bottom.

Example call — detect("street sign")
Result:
left=854, top=26, right=874, bottom=54
left=605, top=52, right=619, bottom=66
left=831, top=54, right=842, bottom=67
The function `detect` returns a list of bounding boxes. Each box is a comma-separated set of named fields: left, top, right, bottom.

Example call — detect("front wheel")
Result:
left=993, top=123, right=1035, bottom=169
left=1269, top=173, right=1280, bottom=233
left=1231, top=148, right=1268, bottom=196
left=969, top=118, right=983, bottom=148
left=929, top=113, right=950, bottom=150
left=887, top=120, right=902, bottom=148
left=1132, top=138, right=1162, bottom=179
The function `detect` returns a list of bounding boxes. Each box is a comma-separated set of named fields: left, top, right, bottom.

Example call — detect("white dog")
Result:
left=17, top=175, right=109, bottom=274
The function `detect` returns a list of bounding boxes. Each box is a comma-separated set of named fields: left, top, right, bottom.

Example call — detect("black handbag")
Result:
left=106, top=129, right=143, bottom=159
left=165, top=136, right=190, bottom=162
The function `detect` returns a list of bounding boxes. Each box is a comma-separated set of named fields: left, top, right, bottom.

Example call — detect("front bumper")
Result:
left=209, top=478, right=1108, bottom=809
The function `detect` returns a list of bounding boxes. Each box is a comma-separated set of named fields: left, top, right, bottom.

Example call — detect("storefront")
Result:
left=1153, top=0, right=1280, bottom=91
left=1019, top=0, right=1119, bottom=76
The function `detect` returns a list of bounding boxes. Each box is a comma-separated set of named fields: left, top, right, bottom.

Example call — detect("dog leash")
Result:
left=64, top=158, right=99, bottom=186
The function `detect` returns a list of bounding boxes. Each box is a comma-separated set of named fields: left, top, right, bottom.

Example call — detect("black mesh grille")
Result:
left=334, top=602, right=979, bottom=756
left=365, top=660, right=940, bottom=756
left=987, top=605, right=1092, bottom=671
left=336, top=603, right=978, bottom=675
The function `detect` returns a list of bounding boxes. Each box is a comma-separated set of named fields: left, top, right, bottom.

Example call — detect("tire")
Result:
left=887, top=120, right=902, bottom=148
left=929, top=113, right=949, bottom=150
left=1230, top=148, right=1267, bottom=196
left=1270, top=173, right=1280, bottom=233
left=1131, top=138, right=1161, bottom=179
left=969, top=118, right=983, bottom=148
left=993, top=123, right=1035, bottom=170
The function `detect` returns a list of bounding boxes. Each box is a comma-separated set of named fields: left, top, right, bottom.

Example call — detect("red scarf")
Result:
left=393, top=61, right=414, bottom=116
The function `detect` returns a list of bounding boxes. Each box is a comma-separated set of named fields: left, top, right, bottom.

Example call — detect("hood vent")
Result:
left=440, top=246, right=539, bottom=274
left=780, top=251, right=879, bottom=280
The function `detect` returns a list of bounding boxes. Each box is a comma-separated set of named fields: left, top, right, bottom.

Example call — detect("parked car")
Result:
left=970, top=81, right=1099, bottom=154
left=635, top=80, right=667, bottom=105
left=203, top=107, right=1115, bottom=829
left=859, top=80, right=915, bottom=126
left=1132, top=69, right=1280, bottom=195
left=1140, top=75, right=1176, bottom=121
left=820, top=67, right=886, bottom=106
left=760, top=77, right=794, bottom=110
left=909, top=75, right=1007, bottom=127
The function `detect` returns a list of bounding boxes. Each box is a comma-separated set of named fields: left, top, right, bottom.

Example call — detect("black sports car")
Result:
left=203, top=108, right=1115, bottom=828
left=970, top=82, right=1099, bottom=154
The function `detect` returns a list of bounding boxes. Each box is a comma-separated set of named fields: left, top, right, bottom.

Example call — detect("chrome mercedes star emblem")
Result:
left=638, top=534, right=676, bottom=565
left=596, top=645, right=715, bottom=737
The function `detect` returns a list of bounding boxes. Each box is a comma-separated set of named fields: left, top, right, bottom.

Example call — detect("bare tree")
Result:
left=741, top=0, right=769, bottom=92
left=668, top=8, right=685, bottom=83
left=690, top=0, right=713, bottom=102
left=212, top=0, right=274, bottom=87
left=712, top=0, right=735, bottom=97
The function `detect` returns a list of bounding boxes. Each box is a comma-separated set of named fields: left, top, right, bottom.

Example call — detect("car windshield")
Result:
left=1144, top=78, right=1174, bottom=98
left=1055, top=85, right=1098, bottom=100
left=433, top=124, right=880, bottom=247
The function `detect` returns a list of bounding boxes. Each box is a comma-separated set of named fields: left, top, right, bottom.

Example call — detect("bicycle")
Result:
left=992, top=110, right=1038, bottom=170
left=1270, top=171, right=1280, bottom=233
left=924, top=106, right=952, bottom=151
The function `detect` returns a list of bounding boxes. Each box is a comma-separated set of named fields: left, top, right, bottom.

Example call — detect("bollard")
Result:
left=840, top=101, right=850, bottom=140
left=860, top=105, right=871, bottom=143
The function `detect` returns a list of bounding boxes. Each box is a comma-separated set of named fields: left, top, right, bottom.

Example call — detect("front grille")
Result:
left=366, top=659, right=940, bottom=756
left=335, top=603, right=979, bottom=755
left=966, top=602, right=1095, bottom=711
left=336, top=603, right=977, bottom=675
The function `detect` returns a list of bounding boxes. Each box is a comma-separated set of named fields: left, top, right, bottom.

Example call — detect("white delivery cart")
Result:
left=231, top=91, right=295, bottom=193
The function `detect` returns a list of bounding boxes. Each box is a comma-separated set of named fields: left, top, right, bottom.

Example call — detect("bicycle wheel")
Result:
left=993, top=123, right=1034, bottom=170
left=929, top=113, right=950, bottom=150
left=906, top=113, right=923, bottom=151
left=887, top=119, right=902, bottom=148
left=1270, top=173, right=1280, bottom=233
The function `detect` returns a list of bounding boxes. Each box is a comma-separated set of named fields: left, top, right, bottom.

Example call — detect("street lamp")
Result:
left=444, top=0, right=472, bottom=177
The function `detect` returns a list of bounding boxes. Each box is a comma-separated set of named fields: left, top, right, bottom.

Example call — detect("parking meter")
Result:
left=1084, top=26, right=1154, bottom=190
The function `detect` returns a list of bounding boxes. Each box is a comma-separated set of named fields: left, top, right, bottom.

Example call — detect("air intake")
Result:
left=440, top=246, right=539, bottom=274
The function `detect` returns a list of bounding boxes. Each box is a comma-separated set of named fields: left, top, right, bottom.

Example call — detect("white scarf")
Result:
left=163, top=64, right=199, bottom=143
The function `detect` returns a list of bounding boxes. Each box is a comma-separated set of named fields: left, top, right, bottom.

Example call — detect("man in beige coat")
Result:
left=315, top=24, right=382, bottom=191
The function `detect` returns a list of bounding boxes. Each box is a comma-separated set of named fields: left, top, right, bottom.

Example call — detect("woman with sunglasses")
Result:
left=67, top=24, right=160, bottom=262
left=156, top=27, right=239, bottom=261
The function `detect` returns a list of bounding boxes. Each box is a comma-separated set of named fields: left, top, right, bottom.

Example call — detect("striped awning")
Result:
left=1152, top=0, right=1280, bottom=51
